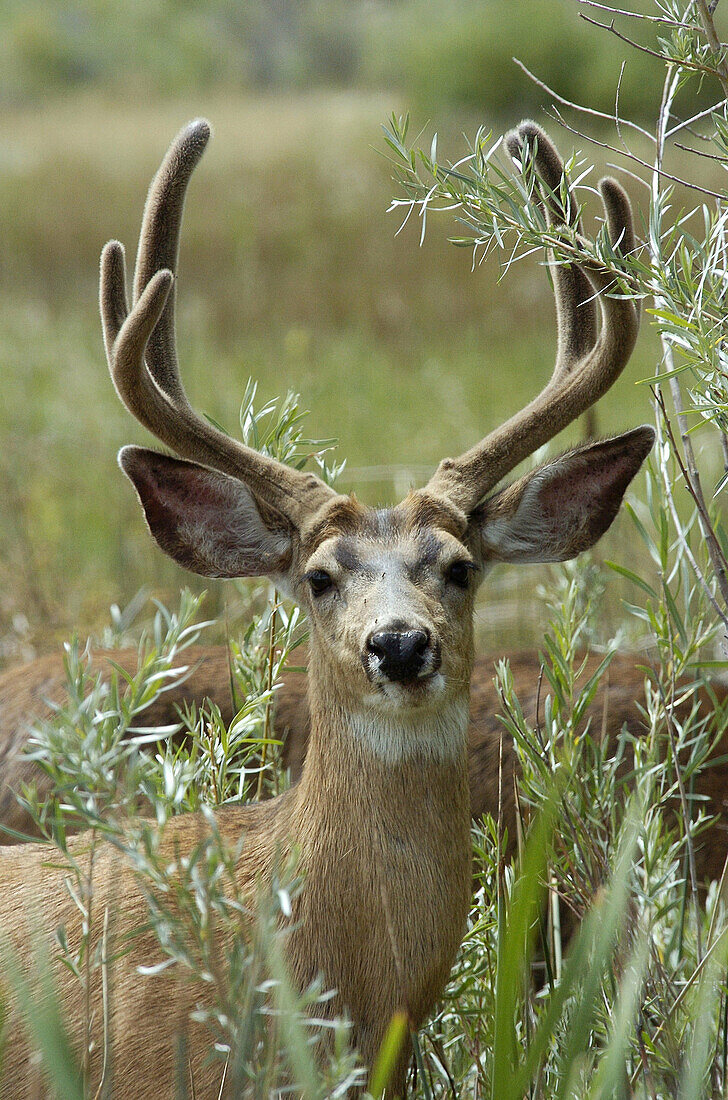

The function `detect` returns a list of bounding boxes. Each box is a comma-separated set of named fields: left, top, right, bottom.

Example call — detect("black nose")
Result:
left=367, top=629, right=430, bottom=683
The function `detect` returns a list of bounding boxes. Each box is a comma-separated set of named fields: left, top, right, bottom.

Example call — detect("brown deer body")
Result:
left=0, top=118, right=649, bottom=1097
left=0, top=734, right=469, bottom=1096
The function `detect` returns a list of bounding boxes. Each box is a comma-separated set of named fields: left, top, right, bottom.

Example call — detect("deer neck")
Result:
left=290, top=656, right=473, bottom=889
left=283, top=670, right=472, bottom=1047
left=299, top=677, right=470, bottom=795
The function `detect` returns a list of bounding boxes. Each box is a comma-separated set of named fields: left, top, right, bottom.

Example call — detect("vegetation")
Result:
left=0, top=0, right=699, bottom=119
left=4, top=0, right=728, bottom=1096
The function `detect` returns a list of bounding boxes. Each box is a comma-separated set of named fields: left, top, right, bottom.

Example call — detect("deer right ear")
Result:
left=470, top=426, right=654, bottom=565
left=119, top=446, right=293, bottom=581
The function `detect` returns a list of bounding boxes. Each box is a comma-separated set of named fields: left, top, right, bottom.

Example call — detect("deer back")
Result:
left=0, top=645, right=234, bottom=840
left=0, top=797, right=287, bottom=1098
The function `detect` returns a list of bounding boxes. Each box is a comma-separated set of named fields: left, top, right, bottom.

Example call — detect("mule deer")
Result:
left=0, top=118, right=648, bottom=1097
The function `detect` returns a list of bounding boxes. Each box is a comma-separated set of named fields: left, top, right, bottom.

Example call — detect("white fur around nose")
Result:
left=347, top=696, right=469, bottom=765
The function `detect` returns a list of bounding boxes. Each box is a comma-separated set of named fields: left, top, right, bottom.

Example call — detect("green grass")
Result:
left=0, top=0, right=685, bottom=120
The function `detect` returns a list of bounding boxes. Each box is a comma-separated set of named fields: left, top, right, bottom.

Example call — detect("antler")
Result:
left=425, top=121, right=640, bottom=515
left=100, top=119, right=338, bottom=526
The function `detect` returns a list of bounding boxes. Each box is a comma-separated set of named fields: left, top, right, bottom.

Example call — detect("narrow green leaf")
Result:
left=368, top=1012, right=409, bottom=1099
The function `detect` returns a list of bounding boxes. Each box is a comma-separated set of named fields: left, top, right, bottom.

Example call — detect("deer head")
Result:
left=101, top=118, right=651, bottom=753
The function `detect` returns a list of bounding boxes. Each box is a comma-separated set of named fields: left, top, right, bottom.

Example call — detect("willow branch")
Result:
left=580, top=0, right=703, bottom=29
left=666, top=98, right=728, bottom=139
left=512, top=57, right=653, bottom=140
left=652, top=388, right=728, bottom=629
left=581, top=11, right=723, bottom=78
left=696, top=0, right=728, bottom=96
left=648, top=61, right=728, bottom=638
left=548, top=109, right=726, bottom=198
left=674, top=141, right=728, bottom=160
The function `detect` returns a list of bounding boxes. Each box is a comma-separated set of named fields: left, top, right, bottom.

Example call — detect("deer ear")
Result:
left=119, top=446, right=293, bottom=580
left=471, top=426, right=654, bottom=564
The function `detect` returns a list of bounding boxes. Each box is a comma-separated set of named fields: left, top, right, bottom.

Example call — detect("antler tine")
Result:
left=99, top=237, right=129, bottom=364
left=100, top=120, right=338, bottom=524
left=505, top=120, right=597, bottom=379
left=131, top=118, right=209, bottom=407
left=425, top=121, right=640, bottom=515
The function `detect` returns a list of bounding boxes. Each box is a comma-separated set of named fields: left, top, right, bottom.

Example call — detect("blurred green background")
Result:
left=1, top=0, right=724, bottom=665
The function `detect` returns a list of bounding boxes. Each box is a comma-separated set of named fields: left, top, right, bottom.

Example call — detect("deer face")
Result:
left=296, top=498, right=478, bottom=714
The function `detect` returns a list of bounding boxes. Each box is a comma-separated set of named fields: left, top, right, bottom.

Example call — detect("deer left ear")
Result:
left=470, top=426, right=654, bottom=564
left=119, top=446, right=294, bottom=582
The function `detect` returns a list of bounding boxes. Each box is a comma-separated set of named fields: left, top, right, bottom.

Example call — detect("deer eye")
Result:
left=307, top=569, right=334, bottom=597
left=446, top=560, right=475, bottom=589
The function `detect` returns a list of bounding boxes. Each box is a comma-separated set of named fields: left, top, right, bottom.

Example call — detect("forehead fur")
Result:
left=302, top=491, right=468, bottom=556
left=401, top=491, right=468, bottom=539
left=301, top=495, right=371, bottom=553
